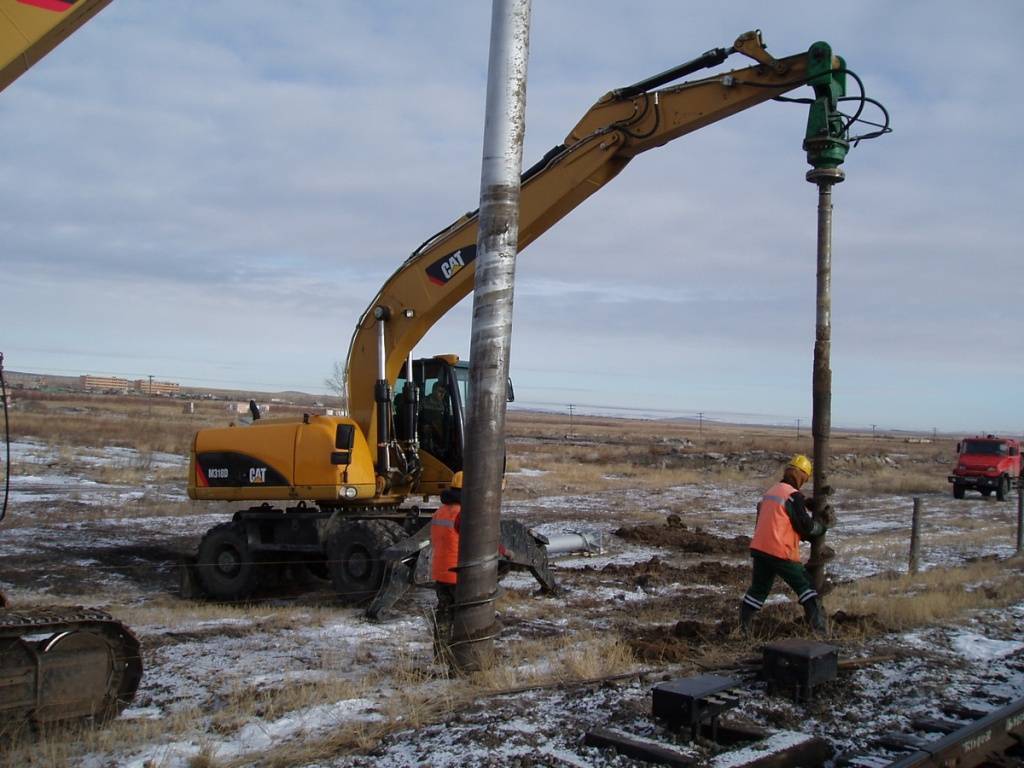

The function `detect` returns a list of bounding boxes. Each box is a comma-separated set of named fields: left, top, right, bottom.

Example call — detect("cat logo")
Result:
left=441, top=251, right=465, bottom=279
left=426, top=244, right=478, bottom=286
left=249, top=467, right=267, bottom=484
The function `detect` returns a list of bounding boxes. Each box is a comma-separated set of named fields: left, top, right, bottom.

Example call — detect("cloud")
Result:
left=1, top=1, right=1021, bottom=432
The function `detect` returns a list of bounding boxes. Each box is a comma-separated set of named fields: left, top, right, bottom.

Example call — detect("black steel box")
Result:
left=762, top=638, right=838, bottom=701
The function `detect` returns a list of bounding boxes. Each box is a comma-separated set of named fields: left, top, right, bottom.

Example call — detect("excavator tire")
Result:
left=196, top=522, right=259, bottom=601
left=0, top=606, right=142, bottom=731
left=326, top=520, right=405, bottom=605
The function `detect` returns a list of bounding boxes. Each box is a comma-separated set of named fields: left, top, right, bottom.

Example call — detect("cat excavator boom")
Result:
left=186, top=31, right=856, bottom=604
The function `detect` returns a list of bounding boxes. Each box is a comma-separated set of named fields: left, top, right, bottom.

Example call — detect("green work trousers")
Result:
left=742, top=549, right=818, bottom=611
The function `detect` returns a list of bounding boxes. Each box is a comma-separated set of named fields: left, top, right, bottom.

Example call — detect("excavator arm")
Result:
left=0, top=0, right=113, bottom=93
left=345, top=31, right=847, bottom=456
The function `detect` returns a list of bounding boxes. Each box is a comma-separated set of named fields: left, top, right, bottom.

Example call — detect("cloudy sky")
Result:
left=2, top=1, right=1020, bottom=432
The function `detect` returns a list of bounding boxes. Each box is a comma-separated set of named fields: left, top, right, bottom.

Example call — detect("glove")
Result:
left=815, top=504, right=836, bottom=529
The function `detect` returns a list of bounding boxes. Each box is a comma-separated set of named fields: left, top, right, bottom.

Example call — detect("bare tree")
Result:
left=324, top=360, right=346, bottom=406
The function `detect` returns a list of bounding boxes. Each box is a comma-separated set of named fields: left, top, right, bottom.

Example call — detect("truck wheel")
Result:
left=953, top=484, right=965, bottom=499
left=996, top=475, right=1009, bottom=501
left=326, top=520, right=404, bottom=604
left=196, top=522, right=259, bottom=600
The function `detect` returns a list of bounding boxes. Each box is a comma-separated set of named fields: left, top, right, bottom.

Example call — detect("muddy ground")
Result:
left=2, top=418, right=1023, bottom=766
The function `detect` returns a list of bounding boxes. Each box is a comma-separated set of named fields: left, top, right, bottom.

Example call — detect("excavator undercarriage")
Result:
left=179, top=502, right=564, bottom=613
left=0, top=604, right=143, bottom=732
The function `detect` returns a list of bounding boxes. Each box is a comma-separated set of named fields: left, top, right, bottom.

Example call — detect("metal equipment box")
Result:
left=762, top=638, right=838, bottom=702
left=651, top=674, right=741, bottom=740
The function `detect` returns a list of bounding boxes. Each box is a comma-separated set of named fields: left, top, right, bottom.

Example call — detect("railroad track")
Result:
left=582, top=652, right=1024, bottom=768
left=837, top=695, right=1024, bottom=767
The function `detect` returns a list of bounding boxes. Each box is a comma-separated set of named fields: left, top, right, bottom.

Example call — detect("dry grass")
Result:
left=1, top=390, right=989, bottom=766
left=833, top=465, right=947, bottom=494
left=830, top=556, right=1024, bottom=630
left=2, top=705, right=204, bottom=768
left=11, top=391, right=957, bottom=498
left=223, top=633, right=637, bottom=768
left=4, top=610, right=639, bottom=768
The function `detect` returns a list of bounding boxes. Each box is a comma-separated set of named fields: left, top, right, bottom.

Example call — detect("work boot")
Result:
left=803, top=597, right=828, bottom=637
left=739, top=602, right=757, bottom=637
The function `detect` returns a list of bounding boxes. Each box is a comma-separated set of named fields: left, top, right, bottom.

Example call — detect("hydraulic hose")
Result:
left=0, top=352, right=9, bottom=522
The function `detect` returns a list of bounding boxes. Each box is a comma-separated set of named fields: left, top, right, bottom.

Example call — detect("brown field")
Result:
left=1, top=390, right=1021, bottom=766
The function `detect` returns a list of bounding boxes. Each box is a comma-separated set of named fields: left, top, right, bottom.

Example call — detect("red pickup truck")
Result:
left=948, top=434, right=1021, bottom=501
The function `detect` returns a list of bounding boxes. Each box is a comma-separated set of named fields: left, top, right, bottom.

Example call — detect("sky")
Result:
left=1, top=1, right=1021, bottom=433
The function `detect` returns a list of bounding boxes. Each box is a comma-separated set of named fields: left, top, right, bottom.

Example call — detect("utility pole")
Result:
left=568, top=404, right=575, bottom=439
left=148, top=374, right=154, bottom=417
left=451, top=0, right=531, bottom=673
left=796, top=418, right=801, bottom=439
left=698, top=412, right=703, bottom=441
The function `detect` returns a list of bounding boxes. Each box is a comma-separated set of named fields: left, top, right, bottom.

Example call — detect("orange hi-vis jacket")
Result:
left=430, top=502, right=461, bottom=585
left=750, top=482, right=802, bottom=562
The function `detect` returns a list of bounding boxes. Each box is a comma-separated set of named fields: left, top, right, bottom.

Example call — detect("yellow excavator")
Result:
left=187, top=30, right=879, bottom=607
left=1, top=0, right=142, bottom=731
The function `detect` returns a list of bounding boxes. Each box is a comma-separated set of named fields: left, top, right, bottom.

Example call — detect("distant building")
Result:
left=133, top=379, right=181, bottom=396
left=80, top=375, right=131, bottom=393
left=229, top=402, right=270, bottom=416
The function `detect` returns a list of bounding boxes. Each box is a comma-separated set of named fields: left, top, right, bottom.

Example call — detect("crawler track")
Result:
left=0, top=606, right=143, bottom=729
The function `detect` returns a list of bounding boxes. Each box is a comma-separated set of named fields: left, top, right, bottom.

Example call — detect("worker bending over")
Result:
left=740, top=454, right=834, bottom=636
left=430, top=471, right=463, bottom=651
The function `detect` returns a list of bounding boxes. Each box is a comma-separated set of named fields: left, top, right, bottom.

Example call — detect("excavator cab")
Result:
left=393, top=356, right=513, bottom=477
left=394, top=357, right=464, bottom=470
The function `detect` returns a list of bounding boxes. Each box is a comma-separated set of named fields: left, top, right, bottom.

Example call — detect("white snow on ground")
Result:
left=10, top=438, right=186, bottom=469
left=712, top=731, right=818, bottom=767
left=5, top=439, right=1024, bottom=766
left=950, top=631, right=1024, bottom=661
left=6, top=440, right=188, bottom=504
left=91, top=695, right=385, bottom=768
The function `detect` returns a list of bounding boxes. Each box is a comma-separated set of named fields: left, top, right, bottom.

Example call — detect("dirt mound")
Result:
left=626, top=623, right=728, bottom=663
left=600, top=556, right=682, bottom=590
left=682, top=560, right=750, bottom=586
left=614, top=523, right=749, bottom=555
left=830, top=610, right=887, bottom=635
left=598, top=557, right=750, bottom=592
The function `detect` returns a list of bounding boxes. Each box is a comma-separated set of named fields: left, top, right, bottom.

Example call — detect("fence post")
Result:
left=1017, top=481, right=1023, bottom=554
left=908, top=497, right=922, bottom=574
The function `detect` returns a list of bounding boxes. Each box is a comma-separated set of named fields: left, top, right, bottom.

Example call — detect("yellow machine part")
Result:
left=0, top=0, right=113, bottom=93
left=188, top=415, right=377, bottom=503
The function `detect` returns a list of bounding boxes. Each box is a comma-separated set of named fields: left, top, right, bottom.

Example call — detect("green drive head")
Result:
left=803, top=41, right=849, bottom=170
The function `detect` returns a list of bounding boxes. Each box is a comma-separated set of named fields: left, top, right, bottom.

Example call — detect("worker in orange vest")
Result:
left=430, top=470, right=463, bottom=647
left=740, top=454, right=834, bottom=636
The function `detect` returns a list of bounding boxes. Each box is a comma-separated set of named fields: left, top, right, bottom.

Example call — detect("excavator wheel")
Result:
left=326, top=520, right=405, bottom=605
left=196, top=522, right=259, bottom=601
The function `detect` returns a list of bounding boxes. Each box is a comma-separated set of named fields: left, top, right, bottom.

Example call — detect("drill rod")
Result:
left=807, top=167, right=843, bottom=592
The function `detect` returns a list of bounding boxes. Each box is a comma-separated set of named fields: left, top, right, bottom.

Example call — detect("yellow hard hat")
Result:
left=788, top=454, right=813, bottom=477
left=450, top=471, right=464, bottom=490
